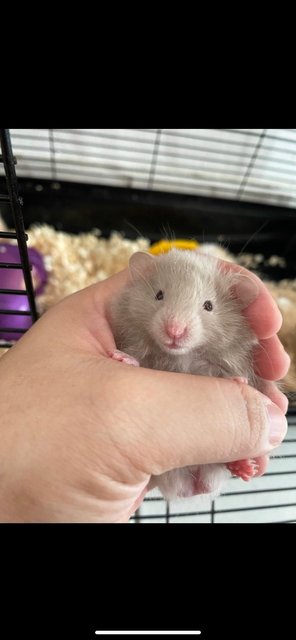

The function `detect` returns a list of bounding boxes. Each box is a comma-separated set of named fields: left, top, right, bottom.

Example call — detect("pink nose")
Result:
left=165, top=321, right=187, bottom=340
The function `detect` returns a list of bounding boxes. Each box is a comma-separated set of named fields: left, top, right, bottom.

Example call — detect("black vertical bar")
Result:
left=148, top=129, right=162, bottom=189
left=211, top=499, right=215, bottom=524
left=237, top=129, right=267, bottom=198
left=134, top=507, right=141, bottom=523
left=49, top=129, right=57, bottom=181
left=166, top=500, right=170, bottom=523
left=0, top=129, right=38, bottom=323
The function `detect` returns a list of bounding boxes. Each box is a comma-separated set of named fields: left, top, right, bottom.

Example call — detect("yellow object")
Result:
left=149, top=239, right=199, bottom=255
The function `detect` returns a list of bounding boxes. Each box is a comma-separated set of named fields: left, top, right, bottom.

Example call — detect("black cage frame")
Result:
left=0, top=129, right=38, bottom=349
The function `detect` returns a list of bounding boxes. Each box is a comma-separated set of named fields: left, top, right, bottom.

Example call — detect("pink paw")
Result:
left=108, top=349, right=140, bottom=367
left=229, top=376, right=248, bottom=384
left=226, top=458, right=258, bottom=481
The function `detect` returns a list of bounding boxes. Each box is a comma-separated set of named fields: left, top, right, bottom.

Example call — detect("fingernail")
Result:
left=267, top=403, right=288, bottom=445
left=235, top=277, right=259, bottom=307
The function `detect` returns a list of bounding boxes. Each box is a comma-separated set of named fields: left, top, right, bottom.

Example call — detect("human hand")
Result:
left=0, top=259, right=289, bottom=522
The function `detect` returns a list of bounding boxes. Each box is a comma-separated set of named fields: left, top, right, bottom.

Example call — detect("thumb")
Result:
left=109, top=364, right=288, bottom=475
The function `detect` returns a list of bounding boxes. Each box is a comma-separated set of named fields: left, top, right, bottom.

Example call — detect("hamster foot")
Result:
left=108, top=349, right=140, bottom=367
left=226, top=458, right=258, bottom=481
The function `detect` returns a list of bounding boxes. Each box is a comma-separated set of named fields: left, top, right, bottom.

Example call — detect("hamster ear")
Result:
left=129, top=251, right=156, bottom=282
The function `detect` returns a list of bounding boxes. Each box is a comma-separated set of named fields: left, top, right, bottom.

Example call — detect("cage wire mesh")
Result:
left=0, top=129, right=38, bottom=348
left=0, top=129, right=296, bottom=523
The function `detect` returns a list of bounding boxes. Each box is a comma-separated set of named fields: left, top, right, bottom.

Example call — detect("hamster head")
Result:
left=126, top=249, right=257, bottom=358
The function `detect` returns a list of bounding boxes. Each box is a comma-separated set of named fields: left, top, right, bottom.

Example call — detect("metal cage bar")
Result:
left=0, top=128, right=38, bottom=348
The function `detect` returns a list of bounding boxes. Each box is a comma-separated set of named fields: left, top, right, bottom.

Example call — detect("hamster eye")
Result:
left=203, top=300, right=213, bottom=311
left=155, top=290, right=164, bottom=301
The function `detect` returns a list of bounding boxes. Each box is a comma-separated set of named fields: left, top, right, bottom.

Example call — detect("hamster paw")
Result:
left=226, top=458, right=258, bottom=481
left=229, top=376, right=249, bottom=384
left=108, top=349, right=140, bottom=367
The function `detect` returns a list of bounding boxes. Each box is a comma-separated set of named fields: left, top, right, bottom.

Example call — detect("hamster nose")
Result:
left=165, top=321, right=187, bottom=340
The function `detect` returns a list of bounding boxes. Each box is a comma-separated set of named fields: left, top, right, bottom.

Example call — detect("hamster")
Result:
left=110, top=249, right=262, bottom=501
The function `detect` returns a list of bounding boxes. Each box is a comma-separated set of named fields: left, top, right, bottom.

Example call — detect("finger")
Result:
left=256, top=379, right=289, bottom=413
left=128, top=486, right=149, bottom=518
left=96, top=268, right=130, bottom=305
left=108, top=366, right=288, bottom=475
left=220, top=259, right=283, bottom=338
left=47, top=270, right=130, bottom=353
left=254, top=336, right=291, bottom=381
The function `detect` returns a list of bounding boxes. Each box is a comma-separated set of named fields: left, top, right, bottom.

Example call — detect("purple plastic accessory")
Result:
left=0, top=243, right=47, bottom=341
